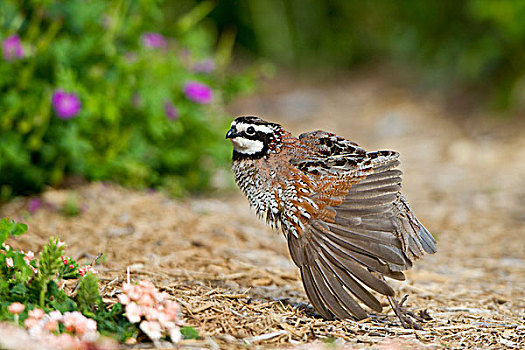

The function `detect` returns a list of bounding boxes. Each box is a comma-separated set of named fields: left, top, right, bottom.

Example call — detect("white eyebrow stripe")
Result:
left=235, top=123, right=274, bottom=134
left=251, top=124, right=274, bottom=133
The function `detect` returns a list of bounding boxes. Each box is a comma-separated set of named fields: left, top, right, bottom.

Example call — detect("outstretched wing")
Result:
left=286, top=132, right=437, bottom=320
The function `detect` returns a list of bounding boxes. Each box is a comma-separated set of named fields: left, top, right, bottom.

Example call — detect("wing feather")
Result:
left=300, top=266, right=333, bottom=320
left=284, top=135, right=437, bottom=320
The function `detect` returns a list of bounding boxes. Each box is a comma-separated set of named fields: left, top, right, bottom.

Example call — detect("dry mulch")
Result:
left=1, top=73, right=524, bottom=349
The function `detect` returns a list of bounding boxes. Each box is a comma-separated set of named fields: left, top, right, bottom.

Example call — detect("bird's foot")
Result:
left=387, top=294, right=424, bottom=330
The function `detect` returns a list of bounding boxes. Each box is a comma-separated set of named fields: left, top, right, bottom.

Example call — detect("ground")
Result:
left=1, top=71, right=524, bottom=349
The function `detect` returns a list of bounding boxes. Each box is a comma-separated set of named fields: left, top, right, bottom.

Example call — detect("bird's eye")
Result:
left=246, top=126, right=256, bottom=135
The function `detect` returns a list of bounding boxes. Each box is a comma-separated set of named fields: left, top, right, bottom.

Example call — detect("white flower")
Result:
left=48, top=310, right=63, bottom=321
left=29, top=308, right=45, bottom=319
left=86, top=318, right=97, bottom=332
left=118, top=293, right=130, bottom=305
left=125, top=302, right=142, bottom=323
left=140, top=321, right=162, bottom=341
left=168, top=326, right=182, bottom=343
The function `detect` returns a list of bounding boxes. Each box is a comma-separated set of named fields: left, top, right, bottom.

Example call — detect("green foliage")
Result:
left=76, top=272, right=100, bottom=314
left=36, top=238, right=65, bottom=306
left=94, top=302, right=138, bottom=341
left=0, top=218, right=28, bottom=244
left=212, top=0, right=525, bottom=110
left=181, top=326, right=199, bottom=340
left=0, top=217, right=141, bottom=341
left=0, top=0, right=254, bottom=199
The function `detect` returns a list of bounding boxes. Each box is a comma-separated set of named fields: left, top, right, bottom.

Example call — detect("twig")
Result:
left=91, top=252, right=103, bottom=267
left=243, top=330, right=287, bottom=344
left=99, top=276, right=119, bottom=295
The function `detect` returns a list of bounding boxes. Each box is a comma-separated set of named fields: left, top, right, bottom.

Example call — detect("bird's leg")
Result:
left=377, top=275, right=424, bottom=330
left=386, top=294, right=424, bottom=330
left=385, top=294, right=419, bottom=329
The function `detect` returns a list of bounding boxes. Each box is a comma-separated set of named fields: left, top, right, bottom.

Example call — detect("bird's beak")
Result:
left=226, top=128, right=239, bottom=139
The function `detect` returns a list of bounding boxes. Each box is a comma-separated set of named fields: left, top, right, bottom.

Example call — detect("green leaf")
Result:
left=10, top=283, right=27, bottom=296
left=181, top=326, right=199, bottom=340
left=0, top=218, right=28, bottom=244
left=50, top=298, right=77, bottom=313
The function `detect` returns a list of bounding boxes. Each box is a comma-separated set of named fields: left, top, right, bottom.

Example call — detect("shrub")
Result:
left=0, top=0, right=255, bottom=199
left=0, top=217, right=190, bottom=346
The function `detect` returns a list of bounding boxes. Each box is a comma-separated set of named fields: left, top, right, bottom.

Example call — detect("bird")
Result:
left=226, top=116, right=437, bottom=327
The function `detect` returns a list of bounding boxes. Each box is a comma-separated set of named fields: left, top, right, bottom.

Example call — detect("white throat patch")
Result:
left=230, top=137, right=264, bottom=155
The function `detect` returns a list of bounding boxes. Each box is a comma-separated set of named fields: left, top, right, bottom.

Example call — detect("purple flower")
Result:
left=2, top=34, right=24, bottom=61
left=183, top=81, right=213, bottom=104
left=52, top=89, right=82, bottom=119
left=193, top=59, right=215, bottom=73
left=140, top=32, right=167, bottom=49
left=28, top=197, right=42, bottom=214
left=164, top=101, right=179, bottom=120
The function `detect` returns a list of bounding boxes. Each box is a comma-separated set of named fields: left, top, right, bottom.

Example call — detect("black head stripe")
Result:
left=234, top=116, right=282, bottom=129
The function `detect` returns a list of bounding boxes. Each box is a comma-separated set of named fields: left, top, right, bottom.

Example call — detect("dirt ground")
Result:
left=1, top=71, right=524, bottom=349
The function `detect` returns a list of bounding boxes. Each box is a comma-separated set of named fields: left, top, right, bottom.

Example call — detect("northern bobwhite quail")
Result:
left=226, top=116, right=437, bottom=327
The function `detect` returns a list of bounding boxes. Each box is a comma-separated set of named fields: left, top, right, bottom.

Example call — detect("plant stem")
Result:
left=40, top=282, right=47, bottom=308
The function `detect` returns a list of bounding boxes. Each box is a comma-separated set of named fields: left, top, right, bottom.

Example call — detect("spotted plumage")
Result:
left=227, top=116, right=437, bottom=322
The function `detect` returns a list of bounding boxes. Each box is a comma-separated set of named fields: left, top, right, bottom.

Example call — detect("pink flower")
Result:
left=29, top=308, right=45, bottom=320
left=140, top=321, right=162, bottom=341
left=2, top=243, right=11, bottom=251
left=2, top=34, right=24, bottom=61
left=6, top=257, right=14, bottom=268
left=138, top=280, right=155, bottom=290
left=125, top=285, right=142, bottom=301
left=52, top=90, right=81, bottom=119
left=28, top=197, right=42, bottom=214
left=163, top=300, right=180, bottom=321
left=45, top=319, right=58, bottom=332
left=144, top=307, right=159, bottom=321
left=54, top=239, right=65, bottom=248
left=140, top=32, right=167, bottom=49
left=154, top=291, right=169, bottom=303
left=118, top=294, right=130, bottom=305
left=79, top=265, right=97, bottom=277
left=138, top=294, right=154, bottom=307
left=183, top=81, right=213, bottom=104
left=119, top=280, right=183, bottom=344
left=164, top=101, right=179, bottom=120
left=125, top=303, right=142, bottom=323
left=8, top=302, right=25, bottom=314
left=62, top=311, right=94, bottom=335
left=24, top=251, right=35, bottom=265
left=24, top=316, right=39, bottom=329
left=55, top=333, right=78, bottom=349
left=122, top=282, right=132, bottom=293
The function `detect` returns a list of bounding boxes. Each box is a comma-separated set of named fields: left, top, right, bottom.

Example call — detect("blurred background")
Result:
left=1, top=0, right=525, bottom=200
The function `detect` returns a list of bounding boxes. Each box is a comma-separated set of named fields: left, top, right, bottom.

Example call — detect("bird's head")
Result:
left=226, top=116, right=283, bottom=160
